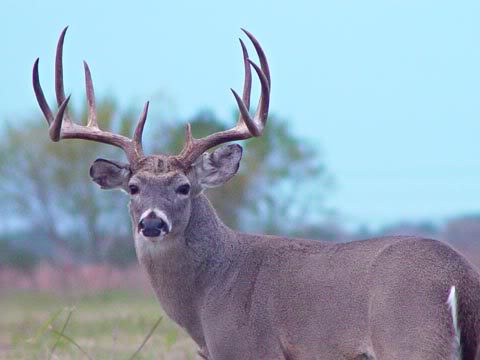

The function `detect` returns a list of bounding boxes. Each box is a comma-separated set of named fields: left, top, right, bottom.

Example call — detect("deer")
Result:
left=33, top=27, right=480, bottom=360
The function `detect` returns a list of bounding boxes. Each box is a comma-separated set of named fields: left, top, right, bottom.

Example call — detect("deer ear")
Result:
left=191, top=144, right=243, bottom=190
left=89, top=158, right=131, bottom=190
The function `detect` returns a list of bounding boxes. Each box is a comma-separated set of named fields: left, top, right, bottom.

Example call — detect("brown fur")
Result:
left=139, top=194, right=480, bottom=359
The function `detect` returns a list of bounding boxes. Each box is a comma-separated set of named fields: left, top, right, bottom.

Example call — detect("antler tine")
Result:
left=33, top=58, right=54, bottom=125
left=133, top=101, right=150, bottom=158
left=176, top=30, right=271, bottom=166
left=83, top=61, right=98, bottom=128
left=55, top=27, right=67, bottom=106
left=55, top=27, right=72, bottom=124
left=240, top=29, right=271, bottom=132
left=238, top=38, right=252, bottom=115
left=238, top=29, right=271, bottom=134
left=241, top=28, right=271, bottom=86
left=231, top=58, right=270, bottom=136
left=50, top=95, right=71, bottom=141
left=248, top=59, right=270, bottom=128
left=33, top=27, right=148, bottom=165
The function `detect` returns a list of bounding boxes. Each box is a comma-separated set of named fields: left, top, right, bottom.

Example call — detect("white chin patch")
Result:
left=134, top=232, right=169, bottom=258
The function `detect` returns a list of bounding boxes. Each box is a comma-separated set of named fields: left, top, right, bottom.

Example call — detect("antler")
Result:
left=33, top=27, right=149, bottom=164
left=176, top=29, right=271, bottom=166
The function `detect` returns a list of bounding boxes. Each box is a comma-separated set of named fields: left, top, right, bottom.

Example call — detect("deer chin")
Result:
left=142, top=235, right=163, bottom=243
left=134, top=232, right=170, bottom=258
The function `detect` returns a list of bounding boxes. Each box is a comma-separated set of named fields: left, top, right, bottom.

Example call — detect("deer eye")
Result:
left=128, top=184, right=139, bottom=195
left=176, top=184, right=190, bottom=195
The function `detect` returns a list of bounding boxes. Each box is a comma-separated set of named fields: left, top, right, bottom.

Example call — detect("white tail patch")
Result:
left=447, top=285, right=461, bottom=360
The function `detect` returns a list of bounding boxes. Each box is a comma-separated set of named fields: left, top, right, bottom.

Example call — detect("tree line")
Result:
left=2, top=98, right=479, bottom=271
left=0, top=98, right=332, bottom=267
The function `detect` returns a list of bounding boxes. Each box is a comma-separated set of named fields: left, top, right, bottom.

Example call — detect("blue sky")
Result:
left=1, top=0, right=480, bottom=229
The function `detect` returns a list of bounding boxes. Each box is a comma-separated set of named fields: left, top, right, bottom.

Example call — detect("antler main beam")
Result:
left=33, top=27, right=149, bottom=164
left=176, top=29, right=271, bottom=166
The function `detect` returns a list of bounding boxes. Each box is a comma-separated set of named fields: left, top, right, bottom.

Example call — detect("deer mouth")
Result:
left=138, top=221, right=170, bottom=240
left=137, top=229, right=169, bottom=243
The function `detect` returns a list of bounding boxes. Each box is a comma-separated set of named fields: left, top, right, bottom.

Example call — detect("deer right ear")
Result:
left=89, top=158, right=131, bottom=190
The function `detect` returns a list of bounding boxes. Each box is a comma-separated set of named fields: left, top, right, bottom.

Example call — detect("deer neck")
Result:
left=135, top=193, right=236, bottom=345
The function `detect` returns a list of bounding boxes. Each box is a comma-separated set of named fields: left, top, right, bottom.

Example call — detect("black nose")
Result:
left=139, top=217, right=169, bottom=237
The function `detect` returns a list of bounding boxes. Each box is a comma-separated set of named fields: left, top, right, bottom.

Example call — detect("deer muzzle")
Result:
left=138, top=209, right=171, bottom=238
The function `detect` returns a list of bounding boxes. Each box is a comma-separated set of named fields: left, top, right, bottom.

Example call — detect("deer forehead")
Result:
left=131, top=155, right=188, bottom=174
left=131, top=170, right=189, bottom=186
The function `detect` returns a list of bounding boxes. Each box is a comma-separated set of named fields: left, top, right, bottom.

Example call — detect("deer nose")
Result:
left=139, top=217, right=169, bottom=237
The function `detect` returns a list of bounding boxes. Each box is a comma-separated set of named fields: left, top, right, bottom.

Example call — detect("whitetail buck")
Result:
left=33, top=27, right=480, bottom=360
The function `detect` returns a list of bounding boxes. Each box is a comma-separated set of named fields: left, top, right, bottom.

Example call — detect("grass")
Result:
left=0, top=290, right=198, bottom=359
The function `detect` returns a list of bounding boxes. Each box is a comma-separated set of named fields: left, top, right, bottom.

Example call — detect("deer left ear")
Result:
left=191, top=144, right=243, bottom=190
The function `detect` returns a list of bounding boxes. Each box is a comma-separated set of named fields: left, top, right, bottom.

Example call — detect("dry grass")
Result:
left=0, top=290, right=198, bottom=359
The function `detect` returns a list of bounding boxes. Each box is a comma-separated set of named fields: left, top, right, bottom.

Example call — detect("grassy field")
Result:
left=0, top=290, right=198, bottom=359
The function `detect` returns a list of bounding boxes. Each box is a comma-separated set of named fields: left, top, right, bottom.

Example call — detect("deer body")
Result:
left=136, top=194, right=480, bottom=359
left=34, top=28, right=480, bottom=359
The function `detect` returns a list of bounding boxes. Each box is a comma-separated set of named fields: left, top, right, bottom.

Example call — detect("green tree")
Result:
left=0, top=99, right=131, bottom=262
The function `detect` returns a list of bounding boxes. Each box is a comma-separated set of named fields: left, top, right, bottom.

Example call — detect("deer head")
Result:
left=33, top=27, right=270, bottom=249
